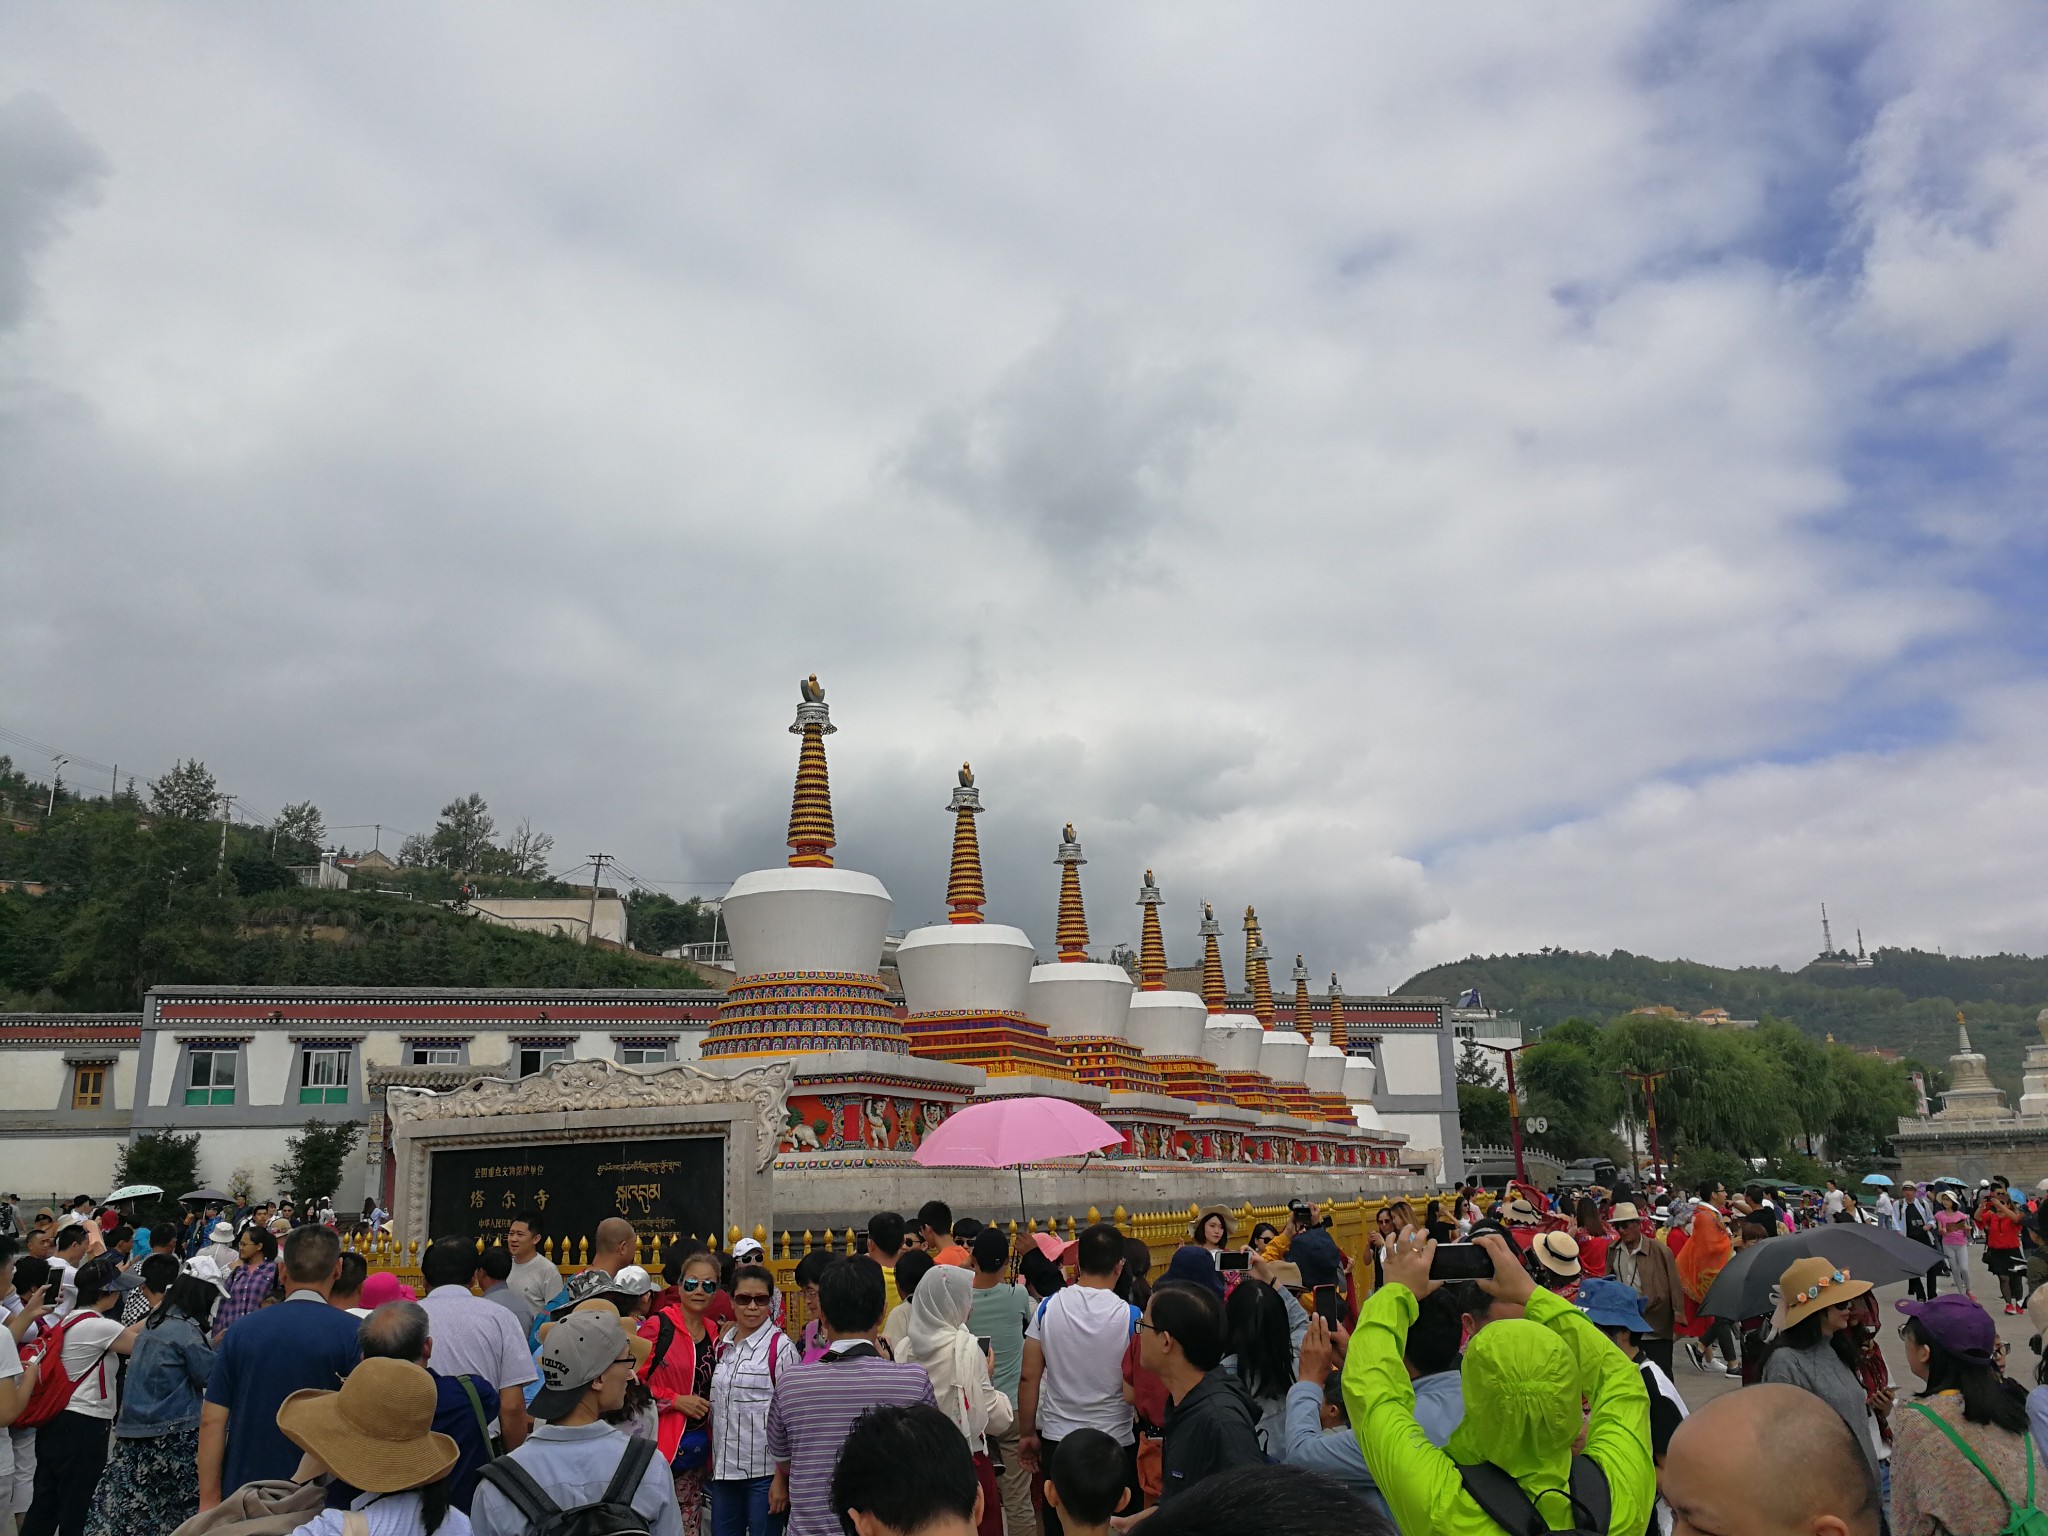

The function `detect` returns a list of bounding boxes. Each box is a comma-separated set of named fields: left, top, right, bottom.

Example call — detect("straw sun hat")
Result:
left=277, top=1359, right=457, bottom=1494
left=1778, top=1256, right=1873, bottom=1330
left=1190, top=1206, right=1236, bottom=1244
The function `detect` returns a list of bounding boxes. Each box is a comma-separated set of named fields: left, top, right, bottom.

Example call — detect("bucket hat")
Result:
left=277, top=1359, right=457, bottom=1493
left=1576, top=1278, right=1651, bottom=1333
left=1778, top=1257, right=1873, bottom=1329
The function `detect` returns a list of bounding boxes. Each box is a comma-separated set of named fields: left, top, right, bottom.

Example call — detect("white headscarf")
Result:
left=898, top=1266, right=1010, bottom=1448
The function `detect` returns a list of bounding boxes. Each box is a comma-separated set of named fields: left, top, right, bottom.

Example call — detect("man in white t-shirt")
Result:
left=1823, top=1180, right=1846, bottom=1221
left=1017, top=1223, right=1140, bottom=1536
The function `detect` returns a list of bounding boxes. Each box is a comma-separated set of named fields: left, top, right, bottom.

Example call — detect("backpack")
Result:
left=477, top=1435, right=658, bottom=1536
left=1904, top=1403, right=2048, bottom=1535
left=14, top=1313, right=119, bottom=1428
left=1455, top=1455, right=1612, bottom=1536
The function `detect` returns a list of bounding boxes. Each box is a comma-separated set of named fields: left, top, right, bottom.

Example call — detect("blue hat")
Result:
left=1576, top=1277, right=1651, bottom=1334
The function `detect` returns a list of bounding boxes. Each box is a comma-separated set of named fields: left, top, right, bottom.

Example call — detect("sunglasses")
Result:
left=734, top=1293, right=773, bottom=1307
left=678, top=1277, right=719, bottom=1293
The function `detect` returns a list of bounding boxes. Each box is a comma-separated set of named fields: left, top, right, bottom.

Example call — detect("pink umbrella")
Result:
left=913, top=1096, right=1125, bottom=1226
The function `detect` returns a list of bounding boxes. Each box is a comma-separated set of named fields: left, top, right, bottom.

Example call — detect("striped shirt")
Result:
left=213, top=1260, right=276, bottom=1338
left=711, top=1325, right=800, bottom=1481
left=766, top=1348, right=935, bottom=1536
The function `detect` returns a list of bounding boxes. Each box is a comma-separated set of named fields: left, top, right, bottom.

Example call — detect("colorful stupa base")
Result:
left=1104, top=1091, right=1194, bottom=1161
left=1308, top=1092, right=1355, bottom=1122
left=1220, top=1069, right=1287, bottom=1115
left=763, top=1052, right=987, bottom=1162
left=902, top=1012, right=1076, bottom=1081
left=1151, top=1054, right=1230, bottom=1104
left=1267, top=1082, right=1321, bottom=1119
left=705, top=972, right=907, bottom=1058
left=1060, top=1036, right=1167, bottom=1096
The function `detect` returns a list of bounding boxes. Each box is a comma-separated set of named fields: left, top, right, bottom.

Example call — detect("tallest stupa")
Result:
left=701, top=676, right=906, bottom=1057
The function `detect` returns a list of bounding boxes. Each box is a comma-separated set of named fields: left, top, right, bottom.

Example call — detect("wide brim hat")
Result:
left=539, top=1299, right=652, bottom=1366
left=1190, top=1206, right=1236, bottom=1243
left=1778, top=1257, right=1873, bottom=1329
left=277, top=1359, right=457, bottom=1494
left=1531, top=1232, right=1582, bottom=1278
left=1266, top=1261, right=1306, bottom=1291
left=1498, top=1199, right=1541, bottom=1227
left=1609, top=1203, right=1642, bottom=1224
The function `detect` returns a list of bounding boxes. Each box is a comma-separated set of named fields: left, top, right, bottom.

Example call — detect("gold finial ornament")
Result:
left=786, top=674, right=836, bottom=868
left=944, top=763, right=985, bottom=924
left=1244, top=906, right=1274, bottom=1026
left=1199, top=901, right=1226, bottom=1013
left=1328, top=974, right=1347, bottom=1052
left=1054, top=824, right=1090, bottom=963
left=1136, top=869, right=1166, bottom=991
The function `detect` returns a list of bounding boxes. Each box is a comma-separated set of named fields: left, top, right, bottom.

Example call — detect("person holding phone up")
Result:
left=1340, top=1228, right=1654, bottom=1536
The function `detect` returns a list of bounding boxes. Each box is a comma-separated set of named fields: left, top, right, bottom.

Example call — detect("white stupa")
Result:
left=1025, top=825, right=1135, bottom=1040
left=1246, top=911, right=1308, bottom=1087
left=1124, top=871, right=1210, bottom=1059
left=1196, top=902, right=1266, bottom=1072
left=703, top=676, right=904, bottom=1057
left=1295, top=955, right=1349, bottom=1096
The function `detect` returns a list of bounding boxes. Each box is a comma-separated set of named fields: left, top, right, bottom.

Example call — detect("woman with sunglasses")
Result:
left=708, top=1263, right=800, bottom=1536
left=1760, top=1257, right=1883, bottom=1490
left=641, top=1248, right=723, bottom=1536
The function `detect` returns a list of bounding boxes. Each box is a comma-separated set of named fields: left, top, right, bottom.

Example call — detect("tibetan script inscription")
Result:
left=428, top=1135, right=724, bottom=1251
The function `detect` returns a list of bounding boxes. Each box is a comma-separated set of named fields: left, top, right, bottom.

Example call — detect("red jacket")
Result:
left=639, top=1305, right=708, bottom=1461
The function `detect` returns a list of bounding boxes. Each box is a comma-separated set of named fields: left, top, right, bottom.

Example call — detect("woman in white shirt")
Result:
left=896, top=1265, right=1013, bottom=1536
left=19, top=1256, right=142, bottom=1536
left=707, top=1263, right=800, bottom=1536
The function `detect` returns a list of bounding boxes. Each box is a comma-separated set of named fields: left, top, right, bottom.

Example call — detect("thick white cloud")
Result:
left=2, top=6, right=2045, bottom=987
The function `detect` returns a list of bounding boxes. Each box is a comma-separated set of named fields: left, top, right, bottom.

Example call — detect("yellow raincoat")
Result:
left=1341, top=1282, right=1653, bottom=1535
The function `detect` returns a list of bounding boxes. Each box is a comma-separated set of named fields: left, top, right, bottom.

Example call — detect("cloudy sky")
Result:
left=5, top=7, right=2047, bottom=990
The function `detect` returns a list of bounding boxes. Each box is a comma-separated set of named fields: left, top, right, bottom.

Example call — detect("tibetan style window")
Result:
left=71, top=1064, right=106, bottom=1110
left=299, top=1045, right=352, bottom=1104
left=619, top=1039, right=674, bottom=1066
left=517, top=1043, right=570, bottom=1078
left=185, top=1048, right=238, bottom=1106
left=408, top=1043, right=462, bottom=1066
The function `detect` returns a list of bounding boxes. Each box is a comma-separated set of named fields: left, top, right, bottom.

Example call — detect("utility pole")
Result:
left=1621, top=1069, right=1670, bottom=1184
left=1473, top=1041, right=1530, bottom=1182
left=45, top=755, right=68, bottom=817
left=586, top=854, right=609, bottom=946
left=217, top=793, right=233, bottom=888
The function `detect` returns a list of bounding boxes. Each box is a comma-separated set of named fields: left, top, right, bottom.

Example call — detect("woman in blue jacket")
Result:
left=83, top=1272, right=219, bottom=1536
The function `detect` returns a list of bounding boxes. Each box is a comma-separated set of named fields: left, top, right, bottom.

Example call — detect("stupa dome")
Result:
left=723, top=867, right=892, bottom=977
left=1202, top=1013, right=1265, bottom=1071
left=1304, top=1042, right=1348, bottom=1094
left=897, top=922, right=1035, bottom=1015
left=1343, top=1055, right=1377, bottom=1103
left=1128, top=991, right=1208, bottom=1056
left=1258, top=1030, right=1310, bottom=1085
left=1028, top=962, right=1133, bottom=1039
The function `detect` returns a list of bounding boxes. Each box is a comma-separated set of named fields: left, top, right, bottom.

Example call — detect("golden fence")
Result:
left=347, top=1192, right=1468, bottom=1337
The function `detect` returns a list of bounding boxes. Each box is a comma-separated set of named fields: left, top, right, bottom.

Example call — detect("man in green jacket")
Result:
left=1341, top=1228, right=1653, bottom=1535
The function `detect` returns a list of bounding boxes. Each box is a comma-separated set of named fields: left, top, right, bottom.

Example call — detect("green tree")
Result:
left=272, top=801, right=326, bottom=863
left=1822, top=1047, right=1915, bottom=1163
left=1456, top=1037, right=1502, bottom=1088
left=487, top=818, right=555, bottom=880
left=114, top=1129, right=201, bottom=1232
left=148, top=759, right=221, bottom=820
left=1753, top=1020, right=1839, bottom=1156
left=272, top=1120, right=363, bottom=1205
left=1519, top=1019, right=1625, bottom=1159
left=1458, top=1082, right=1512, bottom=1147
left=627, top=891, right=713, bottom=953
left=428, top=794, right=496, bottom=872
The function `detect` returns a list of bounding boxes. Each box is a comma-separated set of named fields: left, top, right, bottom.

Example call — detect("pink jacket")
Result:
left=639, top=1304, right=707, bottom=1462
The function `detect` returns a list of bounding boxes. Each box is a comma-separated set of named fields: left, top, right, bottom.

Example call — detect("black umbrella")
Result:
left=179, top=1188, right=233, bottom=1205
left=1699, top=1224, right=1941, bottom=1320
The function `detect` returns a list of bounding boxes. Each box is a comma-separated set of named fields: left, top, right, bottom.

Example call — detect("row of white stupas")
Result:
left=699, top=678, right=1383, bottom=1135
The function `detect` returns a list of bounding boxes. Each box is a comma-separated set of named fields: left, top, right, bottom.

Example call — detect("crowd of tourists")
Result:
left=6, top=1177, right=2048, bottom=1535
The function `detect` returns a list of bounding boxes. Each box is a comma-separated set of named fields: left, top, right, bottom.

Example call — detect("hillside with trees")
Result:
left=1405, top=947, right=2048, bottom=1099
left=0, top=756, right=702, bottom=1010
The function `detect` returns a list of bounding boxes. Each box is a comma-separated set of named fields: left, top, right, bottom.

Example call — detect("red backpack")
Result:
left=14, top=1313, right=118, bottom=1428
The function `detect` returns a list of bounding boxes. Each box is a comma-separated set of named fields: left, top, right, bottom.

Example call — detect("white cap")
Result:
left=732, top=1238, right=765, bottom=1262
left=608, top=1265, right=656, bottom=1296
left=209, top=1221, right=235, bottom=1243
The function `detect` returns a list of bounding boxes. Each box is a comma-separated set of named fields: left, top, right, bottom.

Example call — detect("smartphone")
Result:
left=975, top=1336, right=992, bottom=1361
left=1428, top=1243, right=1495, bottom=1281
left=1217, top=1251, right=1250, bottom=1272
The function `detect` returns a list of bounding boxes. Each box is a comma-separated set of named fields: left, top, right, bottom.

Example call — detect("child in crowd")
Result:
left=1044, top=1428, right=1132, bottom=1536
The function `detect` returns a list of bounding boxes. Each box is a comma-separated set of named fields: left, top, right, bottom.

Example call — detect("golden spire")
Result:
left=1244, top=905, right=1274, bottom=1027
left=1199, top=902, right=1226, bottom=1012
left=1054, top=823, right=1089, bottom=963
left=1136, top=870, right=1166, bottom=991
left=786, top=674, right=836, bottom=869
left=944, top=763, right=985, bottom=924
left=1292, top=954, right=1312, bottom=1040
left=1328, top=973, right=1347, bottom=1052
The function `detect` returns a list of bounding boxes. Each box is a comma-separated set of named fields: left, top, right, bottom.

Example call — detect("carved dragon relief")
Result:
left=385, top=1057, right=794, bottom=1172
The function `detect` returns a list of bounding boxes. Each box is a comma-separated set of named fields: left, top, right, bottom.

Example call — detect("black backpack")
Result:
left=477, top=1435, right=657, bottom=1536
left=1456, top=1455, right=1612, bottom=1536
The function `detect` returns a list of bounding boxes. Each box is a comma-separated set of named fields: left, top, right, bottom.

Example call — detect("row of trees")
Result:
left=1458, top=1014, right=1923, bottom=1186
left=110, top=1122, right=363, bottom=1233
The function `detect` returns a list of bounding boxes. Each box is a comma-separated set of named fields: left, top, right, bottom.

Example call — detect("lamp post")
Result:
left=1620, top=1069, right=1670, bottom=1184
left=1473, top=1041, right=1530, bottom=1182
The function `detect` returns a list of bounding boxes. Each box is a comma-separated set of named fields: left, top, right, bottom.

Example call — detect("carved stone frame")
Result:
left=385, top=1057, right=791, bottom=1245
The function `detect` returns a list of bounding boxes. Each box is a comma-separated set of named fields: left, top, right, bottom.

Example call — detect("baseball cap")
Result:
left=1896, top=1294, right=1998, bottom=1365
left=531, top=1312, right=644, bottom=1421
left=607, top=1265, right=655, bottom=1297
left=731, top=1238, right=765, bottom=1263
